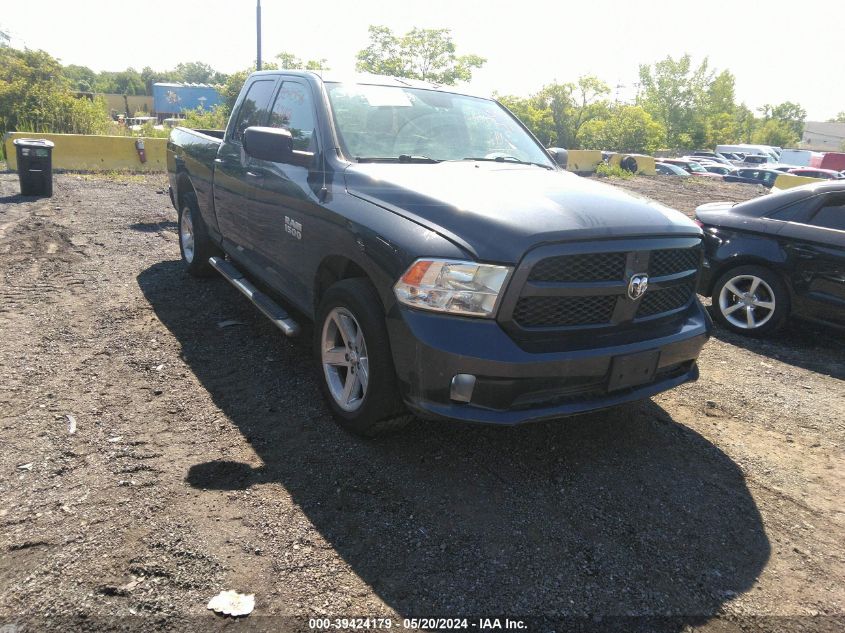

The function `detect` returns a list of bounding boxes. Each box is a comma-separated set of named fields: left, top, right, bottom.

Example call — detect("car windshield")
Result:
left=687, top=162, right=706, bottom=173
left=325, top=82, right=554, bottom=167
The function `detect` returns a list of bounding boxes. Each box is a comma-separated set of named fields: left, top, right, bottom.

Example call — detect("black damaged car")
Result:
left=696, top=181, right=845, bottom=335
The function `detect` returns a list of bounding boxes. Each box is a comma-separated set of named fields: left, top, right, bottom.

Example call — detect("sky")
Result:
left=1, top=0, right=843, bottom=121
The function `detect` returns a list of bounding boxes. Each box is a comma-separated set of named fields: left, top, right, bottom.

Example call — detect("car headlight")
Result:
left=393, top=259, right=512, bottom=318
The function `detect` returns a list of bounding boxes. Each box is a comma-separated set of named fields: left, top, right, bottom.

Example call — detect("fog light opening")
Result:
left=450, top=374, right=477, bottom=403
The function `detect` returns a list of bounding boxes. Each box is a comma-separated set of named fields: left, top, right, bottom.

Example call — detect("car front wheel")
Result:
left=314, top=278, right=410, bottom=436
left=711, top=265, right=789, bottom=335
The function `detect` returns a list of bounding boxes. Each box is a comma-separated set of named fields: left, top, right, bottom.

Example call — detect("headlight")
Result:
left=393, top=259, right=512, bottom=318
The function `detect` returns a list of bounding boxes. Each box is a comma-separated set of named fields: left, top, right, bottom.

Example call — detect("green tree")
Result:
left=578, top=105, right=666, bottom=153
left=356, top=25, right=485, bottom=85
left=0, top=47, right=111, bottom=138
left=93, top=68, right=146, bottom=95
left=752, top=118, right=799, bottom=147
left=497, top=76, right=610, bottom=149
left=275, top=51, right=330, bottom=71
left=173, top=61, right=222, bottom=84
left=63, top=64, right=97, bottom=93
left=638, top=54, right=713, bottom=148
left=758, top=101, right=806, bottom=140
left=734, top=104, right=756, bottom=143
left=496, top=93, right=554, bottom=145
left=829, top=111, right=845, bottom=123
left=140, top=66, right=177, bottom=95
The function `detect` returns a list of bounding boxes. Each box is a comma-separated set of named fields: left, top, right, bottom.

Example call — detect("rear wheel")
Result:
left=711, top=265, right=789, bottom=335
left=315, top=278, right=410, bottom=436
left=178, top=193, right=222, bottom=277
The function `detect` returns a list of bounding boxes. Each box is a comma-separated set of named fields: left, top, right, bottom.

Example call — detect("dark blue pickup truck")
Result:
left=167, top=71, right=711, bottom=435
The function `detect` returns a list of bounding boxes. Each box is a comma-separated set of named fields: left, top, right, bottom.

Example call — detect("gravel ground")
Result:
left=0, top=172, right=842, bottom=633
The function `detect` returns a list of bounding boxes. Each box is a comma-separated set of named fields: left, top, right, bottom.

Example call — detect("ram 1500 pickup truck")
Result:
left=167, top=71, right=711, bottom=435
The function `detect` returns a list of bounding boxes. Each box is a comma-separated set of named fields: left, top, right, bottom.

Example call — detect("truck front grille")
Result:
left=502, top=238, right=702, bottom=333
left=636, top=281, right=695, bottom=318
left=529, top=252, right=626, bottom=282
left=513, top=295, right=617, bottom=327
left=648, top=248, right=700, bottom=277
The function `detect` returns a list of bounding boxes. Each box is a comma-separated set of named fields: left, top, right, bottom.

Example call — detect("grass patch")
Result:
left=595, top=163, right=634, bottom=180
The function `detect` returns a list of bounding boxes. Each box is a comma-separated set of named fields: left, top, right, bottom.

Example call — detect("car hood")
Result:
left=344, top=161, right=700, bottom=263
left=695, top=201, right=735, bottom=221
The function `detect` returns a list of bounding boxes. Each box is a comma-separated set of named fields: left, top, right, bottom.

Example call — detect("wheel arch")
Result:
left=175, top=172, right=196, bottom=210
left=707, top=255, right=795, bottom=301
left=314, top=255, right=387, bottom=315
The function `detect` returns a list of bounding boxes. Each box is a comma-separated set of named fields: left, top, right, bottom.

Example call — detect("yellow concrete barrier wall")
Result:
left=566, top=150, right=603, bottom=173
left=608, top=153, right=657, bottom=176
left=772, top=173, right=825, bottom=192
left=3, top=132, right=166, bottom=172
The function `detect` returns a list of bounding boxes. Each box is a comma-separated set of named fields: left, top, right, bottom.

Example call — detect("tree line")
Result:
left=1, top=27, right=836, bottom=152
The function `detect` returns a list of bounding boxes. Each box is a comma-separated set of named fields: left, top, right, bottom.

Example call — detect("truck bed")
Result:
left=167, top=127, right=224, bottom=231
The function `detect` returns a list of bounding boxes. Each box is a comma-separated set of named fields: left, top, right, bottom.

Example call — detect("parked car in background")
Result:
left=702, top=164, right=736, bottom=176
left=724, top=168, right=782, bottom=188
left=656, top=162, right=691, bottom=176
left=788, top=168, right=845, bottom=180
left=688, top=152, right=734, bottom=166
left=740, top=154, right=777, bottom=166
left=661, top=159, right=723, bottom=178
left=696, top=181, right=845, bottom=335
left=717, top=144, right=780, bottom=161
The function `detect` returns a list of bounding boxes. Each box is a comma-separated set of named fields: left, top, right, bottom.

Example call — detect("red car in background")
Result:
left=788, top=168, right=845, bottom=180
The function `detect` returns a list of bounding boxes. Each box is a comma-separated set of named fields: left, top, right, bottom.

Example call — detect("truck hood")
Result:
left=344, top=161, right=700, bottom=263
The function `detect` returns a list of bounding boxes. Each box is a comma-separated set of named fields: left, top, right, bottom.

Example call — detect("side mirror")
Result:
left=243, top=126, right=294, bottom=163
left=547, top=147, right=568, bottom=168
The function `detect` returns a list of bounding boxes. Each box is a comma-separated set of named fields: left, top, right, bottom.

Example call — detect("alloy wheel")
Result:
left=321, top=307, right=369, bottom=412
left=180, top=209, right=195, bottom=263
left=718, top=274, right=776, bottom=329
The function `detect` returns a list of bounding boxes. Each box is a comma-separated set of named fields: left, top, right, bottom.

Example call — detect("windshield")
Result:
left=687, top=162, right=706, bottom=173
left=325, top=83, right=554, bottom=167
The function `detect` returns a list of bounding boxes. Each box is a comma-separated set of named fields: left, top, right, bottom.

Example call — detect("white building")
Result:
left=801, top=121, right=845, bottom=152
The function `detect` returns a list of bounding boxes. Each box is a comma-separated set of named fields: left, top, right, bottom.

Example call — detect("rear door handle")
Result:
left=246, top=170, right=263, bottom=179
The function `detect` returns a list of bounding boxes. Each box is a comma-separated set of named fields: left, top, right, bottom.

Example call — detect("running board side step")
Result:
left=208, top=256, right=301, bottom=337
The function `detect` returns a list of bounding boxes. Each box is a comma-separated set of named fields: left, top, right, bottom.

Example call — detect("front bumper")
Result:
left=387, top=302, right=711, bottom=425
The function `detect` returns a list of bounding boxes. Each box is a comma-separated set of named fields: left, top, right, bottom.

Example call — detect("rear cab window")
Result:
left=230, top=79, right=277, bottom=143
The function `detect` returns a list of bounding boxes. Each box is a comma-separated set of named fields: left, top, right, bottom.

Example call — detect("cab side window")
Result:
left=809, top=198, right=845, bottom=231
left=268, top=81, right=317, bottom=152
left=231, top=79, right=276, bottom=142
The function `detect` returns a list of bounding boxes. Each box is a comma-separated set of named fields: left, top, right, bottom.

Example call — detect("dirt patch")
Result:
left=0, top=173, right=842, bottom=632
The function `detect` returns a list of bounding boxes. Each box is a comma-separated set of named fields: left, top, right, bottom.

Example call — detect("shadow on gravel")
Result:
left=710, top=315, right=845, bottom=380
left=139, top=260, right=770, bottom=630
left=129, top=220, right=178, bottom=233
left=0, top=193, right=40, bottom=203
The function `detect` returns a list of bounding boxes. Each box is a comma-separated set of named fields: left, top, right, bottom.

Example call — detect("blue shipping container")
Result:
left=153, top=83, right=222, bottom=115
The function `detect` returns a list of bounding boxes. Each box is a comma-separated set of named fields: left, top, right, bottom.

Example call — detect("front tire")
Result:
left=178, top=193, right=222, bottom=277
left=711, top=264, right=789, bottom=336
left=314, top=278, right=410, bottom=436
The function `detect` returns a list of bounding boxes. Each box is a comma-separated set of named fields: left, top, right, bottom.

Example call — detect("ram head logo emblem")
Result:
left=628, top=273, right=649, bottom=300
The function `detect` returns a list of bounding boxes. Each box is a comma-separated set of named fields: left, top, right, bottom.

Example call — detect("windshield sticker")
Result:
left=359, top=85, right=413, bottom=107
